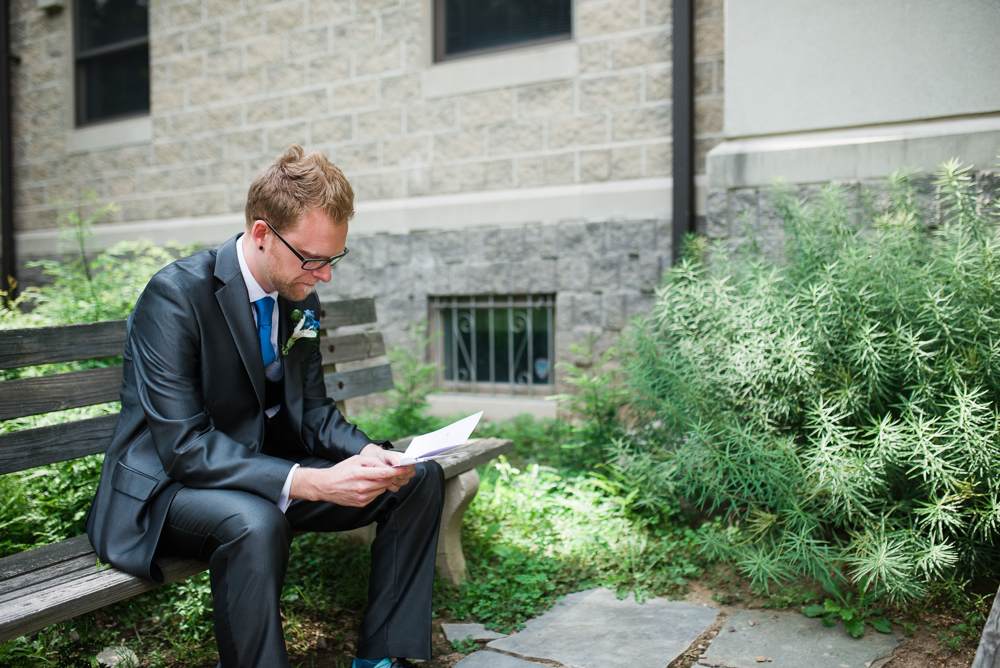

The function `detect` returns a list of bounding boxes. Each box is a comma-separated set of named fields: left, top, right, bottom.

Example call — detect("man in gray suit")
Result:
left=86, top=145, right=444, bottom=668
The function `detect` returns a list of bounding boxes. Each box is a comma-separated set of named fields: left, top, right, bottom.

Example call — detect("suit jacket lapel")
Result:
left=278, top=296, right=304, bottom=436
left=214, top=234, right=265, bottom=410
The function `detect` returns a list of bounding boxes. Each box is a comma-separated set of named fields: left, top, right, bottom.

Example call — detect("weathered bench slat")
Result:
left=0, top=414, right=119, bottom=476
left=0, top=552, right=207, bottom=642
left=0, top=554, right=98, bottom=598
left=0, top=321, right=127, bottom=371
left=0, top=535, right=94, bottom=582
left=436, top=438, right=514, bottom=478
left=0, top=367, right=123, bottom=421
left=324, top=364, right=394, bottom=402
left=319, top=332, right=386, bottom=365
left=318, top=298, right=377, bottom=329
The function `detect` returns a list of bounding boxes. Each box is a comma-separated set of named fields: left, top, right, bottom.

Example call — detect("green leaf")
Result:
left=839, top=607, right=856, bottom=621
left=844, top=618, right=865, bottom=638
left=824, top=599, right=841, bottom=613
left=803, top=604, right=826, bottom=617
left=821, top=613, right=839, bottom=628
left=870, top=618, right=892, bottom=634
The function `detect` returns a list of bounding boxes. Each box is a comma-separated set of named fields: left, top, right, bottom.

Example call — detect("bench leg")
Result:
left=436, top=469, right=479, bottom=586
left=343, top=468, right=480, bottom=585
left=346, top=523, right=377, bottom=545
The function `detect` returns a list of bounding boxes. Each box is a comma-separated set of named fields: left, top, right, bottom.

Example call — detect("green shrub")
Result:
left=623, top=160, right=1000, bottom=603
left=551, top=339, right=629, bottom=470
left=2, top=194, right=196, bottom=331
left=474, top=413, right=575, bottom=469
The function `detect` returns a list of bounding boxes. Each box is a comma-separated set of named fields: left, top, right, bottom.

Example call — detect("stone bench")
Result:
left=0, top=297, right=511, bottom=642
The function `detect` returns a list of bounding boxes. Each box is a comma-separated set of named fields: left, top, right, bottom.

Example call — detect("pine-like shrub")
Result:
left=623, top=160, right=1000, bottom=602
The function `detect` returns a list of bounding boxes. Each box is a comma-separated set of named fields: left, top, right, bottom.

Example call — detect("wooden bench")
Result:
left=0, top=297, right=511, bottom=642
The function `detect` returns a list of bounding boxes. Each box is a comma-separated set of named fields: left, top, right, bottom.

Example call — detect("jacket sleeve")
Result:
left=130, top=272, right=294, bottom=502
left=294, top=293, right=385, bottom=461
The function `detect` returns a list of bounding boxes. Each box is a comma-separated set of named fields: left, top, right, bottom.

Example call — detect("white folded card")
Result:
left=398, top=411, right=484, bottom=466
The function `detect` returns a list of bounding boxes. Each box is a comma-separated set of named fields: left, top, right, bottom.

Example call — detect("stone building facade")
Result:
left=8, top=0, right=726, bottom=414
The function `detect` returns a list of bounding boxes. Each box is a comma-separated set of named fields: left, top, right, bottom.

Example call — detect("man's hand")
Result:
left=288, top=446, right=416, bottom=507
left=359, top=443, right=416, bottom=492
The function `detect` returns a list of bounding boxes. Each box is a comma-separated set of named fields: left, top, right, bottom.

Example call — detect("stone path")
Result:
left=701, top=611, right=899, bottom=668
left=452, top=588, right=905, bottom=668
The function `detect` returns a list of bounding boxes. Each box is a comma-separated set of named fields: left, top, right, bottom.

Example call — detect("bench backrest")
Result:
left=0, top=297, right=393, bottom=476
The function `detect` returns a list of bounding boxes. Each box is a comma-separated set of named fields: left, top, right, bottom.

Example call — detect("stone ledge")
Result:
left=707, top=115, right=1000, bottom=190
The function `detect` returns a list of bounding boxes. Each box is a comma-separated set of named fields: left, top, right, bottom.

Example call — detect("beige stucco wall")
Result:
left=724, top=0, right=1000, bottom=139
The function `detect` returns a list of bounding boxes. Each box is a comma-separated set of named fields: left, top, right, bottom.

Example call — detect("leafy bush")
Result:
left=622, top=160, right=1000, bottom=603
left=552, top=340, right=629, bottom=469
left=2, top=195, right=195, bottom=330
left=0, top=196, right=195, bottom=559
left=474, top=413, right=574, bottom=468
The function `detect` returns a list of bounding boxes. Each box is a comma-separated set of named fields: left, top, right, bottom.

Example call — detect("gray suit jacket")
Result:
left=86, top=234, right=374, bottom=582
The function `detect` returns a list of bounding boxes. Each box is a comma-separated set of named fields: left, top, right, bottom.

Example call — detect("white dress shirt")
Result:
left=236, top=235, right=298, bottom=513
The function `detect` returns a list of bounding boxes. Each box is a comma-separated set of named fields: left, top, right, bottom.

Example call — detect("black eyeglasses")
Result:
left=260, top=219, right=349, bottom=271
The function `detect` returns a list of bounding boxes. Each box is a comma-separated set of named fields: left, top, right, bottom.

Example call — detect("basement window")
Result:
left=431, top=294, right=555, bottom=395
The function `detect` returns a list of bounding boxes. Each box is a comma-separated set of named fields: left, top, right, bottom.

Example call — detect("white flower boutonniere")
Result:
left=281, top=309, right=321, bottom=355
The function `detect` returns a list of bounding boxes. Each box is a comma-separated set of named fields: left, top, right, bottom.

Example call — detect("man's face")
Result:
left=263, top=208, right=348, bottom=302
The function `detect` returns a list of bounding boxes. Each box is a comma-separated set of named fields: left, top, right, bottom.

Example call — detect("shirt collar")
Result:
left=236, top=233, right=278, bottom=304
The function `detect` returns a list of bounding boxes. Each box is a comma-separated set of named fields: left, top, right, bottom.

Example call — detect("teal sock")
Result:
left=352, top=658, right=391, bottom=668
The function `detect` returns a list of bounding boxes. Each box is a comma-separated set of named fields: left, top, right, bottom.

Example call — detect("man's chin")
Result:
left=277, top=284, right=316, bottom=302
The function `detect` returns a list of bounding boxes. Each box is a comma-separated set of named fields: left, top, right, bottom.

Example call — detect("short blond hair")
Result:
left=245, top=144, right=354, bottom=233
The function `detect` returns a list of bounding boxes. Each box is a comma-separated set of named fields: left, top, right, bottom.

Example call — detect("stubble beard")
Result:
left=264, top=248, right=315, bottom=303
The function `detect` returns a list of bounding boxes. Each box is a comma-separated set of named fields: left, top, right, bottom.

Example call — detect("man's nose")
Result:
left=312, top=263, right=333, bottom=282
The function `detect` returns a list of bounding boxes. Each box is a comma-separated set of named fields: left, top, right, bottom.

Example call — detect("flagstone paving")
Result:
left=700, top=610, right=902, bottom=668
left=443, top=623, right=509, bottom=642
left=484, top=588, right=718, bottom=668
left=451, top=588, right=907, bottom=668
left=453, top=652, right=545, bottom=668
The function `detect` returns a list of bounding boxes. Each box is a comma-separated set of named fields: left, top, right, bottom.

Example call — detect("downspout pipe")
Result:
left=671, top=0, right=695, bottom=265
left=0, top=0, right=14, bottom=303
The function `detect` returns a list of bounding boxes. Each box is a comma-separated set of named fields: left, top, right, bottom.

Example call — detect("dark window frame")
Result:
left=74, top=0, right=150, bottom=127
left=433, top=0, right=572, bottom=63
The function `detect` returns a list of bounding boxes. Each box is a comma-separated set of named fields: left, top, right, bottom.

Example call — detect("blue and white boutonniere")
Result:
left=281, top=309, right=321, bottom=355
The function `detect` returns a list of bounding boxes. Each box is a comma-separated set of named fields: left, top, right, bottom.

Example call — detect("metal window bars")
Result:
left=432, top=294, right=555, bottom=396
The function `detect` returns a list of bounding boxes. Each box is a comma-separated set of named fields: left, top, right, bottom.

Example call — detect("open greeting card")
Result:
left=397, top=411, right=484, bottom=466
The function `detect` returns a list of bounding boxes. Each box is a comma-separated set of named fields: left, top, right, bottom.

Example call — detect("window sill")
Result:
left=67, top=115, right=151, bottom=154
left=427, top=393, right=559, bottom=421
left=422, top=40, right=577, bottom=99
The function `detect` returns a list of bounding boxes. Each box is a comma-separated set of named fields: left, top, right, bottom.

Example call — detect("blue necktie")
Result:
left=253, top=296, right=276, bottom=368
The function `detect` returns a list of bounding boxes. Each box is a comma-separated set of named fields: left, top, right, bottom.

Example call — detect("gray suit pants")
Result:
left=158, top=458, right=445, bottom=668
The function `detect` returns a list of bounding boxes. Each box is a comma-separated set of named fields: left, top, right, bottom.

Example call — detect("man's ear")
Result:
left=249, top=219, right=270, bottom=249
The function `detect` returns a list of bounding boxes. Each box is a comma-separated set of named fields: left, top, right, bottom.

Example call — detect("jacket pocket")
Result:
left=111, top=462, right=158, bottom=501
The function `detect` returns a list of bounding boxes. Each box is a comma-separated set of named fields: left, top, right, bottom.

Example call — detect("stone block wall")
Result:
left=703, top=170, right=1000, bottom=255
left=318, top=217, right=670, bottom=394
left=8, top=0, right=696, bottom=233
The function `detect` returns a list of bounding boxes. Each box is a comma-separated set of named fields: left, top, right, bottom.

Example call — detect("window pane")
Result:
left=444, top=0, right=571, bottom=57
left=79, top=46, right=150, bottom=123
left=78, top=0, right=149, bottom=53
